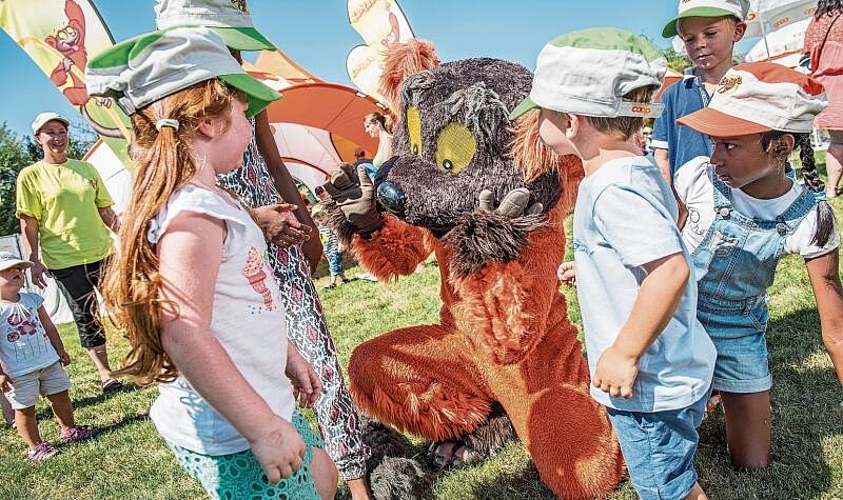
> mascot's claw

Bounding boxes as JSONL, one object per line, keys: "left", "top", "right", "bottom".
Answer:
{"left": 444, "top": 188, "right": 546, "bottom": 278}
{"left": 478, "top": 188, "right": 543, "bottom": 218}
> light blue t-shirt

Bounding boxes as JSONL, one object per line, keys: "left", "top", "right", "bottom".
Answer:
{"left": 572, "top": 156, "right": 715, "bottom": 413}
{"left": 0, "top": 293, "right": 58, "bottom": 378}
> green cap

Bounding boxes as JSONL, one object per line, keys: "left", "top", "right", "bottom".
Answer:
{"left": 154, "top": 0, "right": 276, "bottom": 51}
{"left": 662, "top": 0, "right": 750, "bottom": 38}
{"left": 85, "top": 27, "right": 280, "bottom": 118}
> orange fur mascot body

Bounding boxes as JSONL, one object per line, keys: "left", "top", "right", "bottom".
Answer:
{"left": 325, "top": 42, "right": 624, "bottom": 499}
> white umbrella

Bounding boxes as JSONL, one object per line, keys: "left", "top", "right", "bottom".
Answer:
{"left": 745, "top": 0, "right": 816, "bottom": 38}
{"left": 744, "top": 18, "right": 810, "bottom": 66}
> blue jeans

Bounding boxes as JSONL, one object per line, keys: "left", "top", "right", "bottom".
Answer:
{"left": 607, "top": 393, "right": 709, "bottom": 500}
{"left": 326, "top": 251, "right": 344, "bottom": 276}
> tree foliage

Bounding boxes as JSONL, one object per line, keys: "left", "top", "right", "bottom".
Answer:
{"left": 0, "top": 120, "right": 96, "bottom": 236}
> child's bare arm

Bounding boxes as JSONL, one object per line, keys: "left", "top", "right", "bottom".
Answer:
{"left": 653, "top": 148, "right": 671, "bottom": 185}
{"left": 593, "top": 251, "right": 690, "bottom": 398}
{"left": 37, "top": 305, "right": 69, "bottom": 364}
{"left": 158, "top": 211, "right": 305, "bottom": 482}
{"left": 805, "top": 249, "right": 843, "bottom": 386}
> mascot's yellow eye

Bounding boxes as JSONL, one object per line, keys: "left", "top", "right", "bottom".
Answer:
{"left": 434, "top": 123, "right": 476, "bottom": 174}
{"left": 57, "top": 30, "right": 68, "bottom": 40}
{"left": 406, "top": 106, "right": 422, "bottom": 156}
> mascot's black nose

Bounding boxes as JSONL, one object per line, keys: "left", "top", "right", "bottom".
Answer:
{"left": 377, "top": 181, "right": 406, "bottom": 217}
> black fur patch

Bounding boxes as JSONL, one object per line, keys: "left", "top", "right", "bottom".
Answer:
{"left": 359, "top": 416, "right": 432, "bottom": 500}
{"left": 444, "top": 211, "right": 546, "bottom": 278}
{"left": 461, "top": 402, "right": 516, "bottom": 459}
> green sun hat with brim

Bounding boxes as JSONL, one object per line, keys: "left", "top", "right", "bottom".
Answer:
{"left": 155, "top": 0, "right": 276, "bottom": 51}
{"left": 662, "top": 0, "right": 750, "bottom": 38}
{"left": 85, "top": 26, "right": 280, "bottom": 118}
{"left": 510, "top": 27, "right": 667, "bottom": 121}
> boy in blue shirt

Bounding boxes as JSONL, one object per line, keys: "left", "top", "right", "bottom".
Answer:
{"left": 510, "top": 28, "right": 716, "bottom": 499}
{"left": 652, "top": 0, "right": 749, "bottom": 183}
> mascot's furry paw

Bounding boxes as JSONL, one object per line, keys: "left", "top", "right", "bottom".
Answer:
{"left": 359, "top": 416, "right": 432, "bottom": 500}
{"left": 445, "top": 189, "right": 545, "bottom": 278}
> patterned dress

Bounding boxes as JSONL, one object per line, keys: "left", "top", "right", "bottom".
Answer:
{"left": 218, "top": 119, "right": 370, "bottom": 480}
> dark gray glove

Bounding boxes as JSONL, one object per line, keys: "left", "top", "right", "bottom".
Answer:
{"left": 327, "top": 164, "right": 383, "bottom": 236}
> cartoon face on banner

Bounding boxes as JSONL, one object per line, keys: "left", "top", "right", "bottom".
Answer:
{"left": 0, "top": 0, "right": 132, "bottom": 144}
{"left": 346, "top": 0, "right": 414, "bottom": 105}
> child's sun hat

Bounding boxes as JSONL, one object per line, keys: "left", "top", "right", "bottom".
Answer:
{"left": 85, "top": 26, "right": 280, "bottom": 118}
{"left": 0, "top": 252, "right": 34, "bottom": 272}
{"left": 662, "top": 0, "right": 751, "bottom": 38}
{"left": 510, "top": 27, "right": 667, "bottom": 121}
{"left": 677, "top": 62, "right": 826, "bottom": 136}
{"left": 154, "top": 0, "right": 275, "bottom": 51}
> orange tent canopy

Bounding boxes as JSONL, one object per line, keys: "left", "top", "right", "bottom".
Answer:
{"left": 264, "top": 82, "right": 386, "bottom": 159}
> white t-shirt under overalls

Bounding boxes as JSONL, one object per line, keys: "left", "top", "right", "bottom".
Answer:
{"left": 675, "top": 157, "right": 839, "bottom": 258}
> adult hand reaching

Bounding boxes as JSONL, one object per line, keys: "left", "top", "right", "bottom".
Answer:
{"left": 29, "top": 261, "right": 49, "bottom": 289}
{"left": 252, "top": 204, "right": 312, "bottom": 248}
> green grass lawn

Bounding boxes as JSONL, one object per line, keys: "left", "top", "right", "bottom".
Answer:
{"left": 2, "top": 158, "right": 842, "bottom": 499}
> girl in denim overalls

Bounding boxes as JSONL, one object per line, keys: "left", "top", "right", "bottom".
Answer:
{"left": 675, "top": 62, "right": 843, "bottom": 471}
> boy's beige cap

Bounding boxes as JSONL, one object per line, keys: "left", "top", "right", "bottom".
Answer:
{"left": 510, "top": 28, "right": 666, "bottom": 121}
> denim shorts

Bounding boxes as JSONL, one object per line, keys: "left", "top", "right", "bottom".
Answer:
{"left": 167, "top": 411, "right": 324, "bottom": 500}
{"left": 607, "top": 393, "right": 709, "bottom": 500}
{"left": 698, "top": 303, "right": 773, "bottom": 394}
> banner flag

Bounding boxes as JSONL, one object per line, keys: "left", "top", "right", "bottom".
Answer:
{"left": 346, "top": 0, "right": 414, "bottom": 106}
{"left": 0, "top": 0, "right": 132, "bottom": 165}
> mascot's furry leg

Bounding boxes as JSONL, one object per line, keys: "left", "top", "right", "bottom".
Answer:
{"left": 349, "top": 325, "right": 495, "bottom": 442}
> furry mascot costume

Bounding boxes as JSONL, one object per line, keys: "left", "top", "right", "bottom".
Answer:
{"left": 325, "top": 40, "right": 624, "bottom": 499}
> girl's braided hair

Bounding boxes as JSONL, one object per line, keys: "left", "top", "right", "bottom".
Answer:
{"left": 762, "top": 131, "right": 835, "bottom": 247}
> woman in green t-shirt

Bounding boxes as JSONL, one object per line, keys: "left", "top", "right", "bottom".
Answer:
{"left": 15, "top": 112, "right": 123, "bottom": 394}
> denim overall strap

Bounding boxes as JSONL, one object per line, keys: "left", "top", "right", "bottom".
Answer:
{"left": 775, "top": 183, "right": 817, "bottom": 239}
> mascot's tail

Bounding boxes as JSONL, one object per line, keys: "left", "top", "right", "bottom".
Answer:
{"left": 378, "top": 38, "right": 440, "bottom": 114}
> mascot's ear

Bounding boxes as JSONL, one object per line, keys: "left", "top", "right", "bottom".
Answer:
{"left": 508, "top": 109, "right": 583, "bottom": 214}
{"left": 379, "top": 38, "right": 440, "bottom": 114}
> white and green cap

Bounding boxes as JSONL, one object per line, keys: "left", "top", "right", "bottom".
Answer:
{"left": 85, "top": 27, "right": 280, "bottom": 118}
{"left": 662, "top": 0, "right": 750, "bottom": 38}
{"left": 155, "top": 0, "right": 275, "bottom": 51}
{"left": 510, "top": 28, "right": 667, "bottom": 121}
